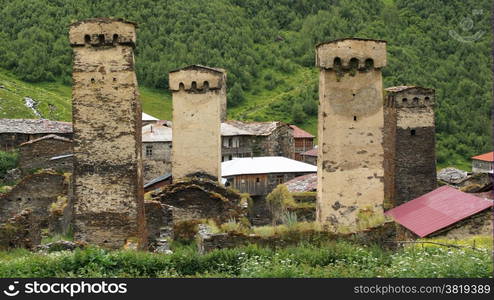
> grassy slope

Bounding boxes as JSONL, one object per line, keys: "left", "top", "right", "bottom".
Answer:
{"left": 0, "top": 68, "right": 172, "bottom": 121}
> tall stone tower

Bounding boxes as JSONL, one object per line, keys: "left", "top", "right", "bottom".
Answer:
{"left": 315, "top": 38, "right": 387, "bottom": 233}
{"left": 383, "top": 86, "right": 436, "bottom": 209}
{"left": 69, "top": 18, "right": 146, "bottom": 249}
{"left": 169, "top": 65, "right": 226, "bottom": 180}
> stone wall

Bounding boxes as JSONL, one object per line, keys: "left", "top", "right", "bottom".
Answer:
{"left": 316, "top": 38, "right": 387, "bottom": 233}
{"left": 142, "top": 141, "right": 172, "bottom": 182}
{"left": 0, "top": 172, "right": 67, "bottom": 226}
{"left": 151, "top": 176, "right": 247, "bottom": 224}
{"left": 19, "top": 136, "right": 72, "bottom": 173}
{"left": 169, "top": 65, "right": 225, "bottom": 180}
{"left": 198, "top": 221, "right": 396, "bottom": 253}
{"left": 70, "top": 18, "right": 146, "bottom": 249}
{"left": 0, "top": 209, "right": 41, "bottom": 250}
{"left": 384, "top": 87, "right": 436, "bottom": 208}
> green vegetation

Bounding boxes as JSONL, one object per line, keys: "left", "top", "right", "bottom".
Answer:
{"left": 0, "top": 150, "right": 18, "bottom": 179}
{"left": 0, "top": 236, "right": 491, "bottom": 277}
{"left": 0, "top": 0, "right": 491, "bottom": 168}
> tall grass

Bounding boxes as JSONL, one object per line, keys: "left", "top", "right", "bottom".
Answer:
{"left": 0, "top": 237, "right": 491, "bottom": 278}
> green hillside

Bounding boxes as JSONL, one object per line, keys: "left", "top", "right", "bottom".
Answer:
{"left": 0, "top": 0, "right": 491, "bottom": 169}
{"left": 0, "top": 69, "right": 172, "bottom": 121}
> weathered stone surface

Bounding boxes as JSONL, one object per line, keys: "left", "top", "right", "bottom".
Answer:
{"left": 19, "top": 135, "right": 73, "bottom": 174}
{"left": 384, "top": 86, "right": 437, "bottom": 209}
{"left": 0, "top": 209, "right": 41, "bottom": 250}
{"left": 144, "top": 200, "right": 172, "bottom": 244}
{"left": 70, "top": 18, "right": 146, "bottom": 249}
{"left": 0, "top": 172, "right": 67, "bottom": 226}
{"left": 437, "top": 168, "right": 468, "bottom": 184}
{"left": 316, "top": 38, "right": 387, "bottom": 232}
{"left": 35, "top": 240, "right": 85, "bottom": 253}
{"left": 151, "top": 176, "right": 246, "bottom": 224}
{"left": 169, "top": 65, "right": 226, "bottom": 180}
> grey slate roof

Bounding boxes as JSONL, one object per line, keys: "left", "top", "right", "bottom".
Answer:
{"left": 0, "top": 119, "right": 72, "bottom": 134}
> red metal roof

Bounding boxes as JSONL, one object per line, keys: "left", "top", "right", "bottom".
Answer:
{"left": 301, "top": 148, "right": 318, "bottom": 157}
{"left": 471, "top": 151, "right": 494, "bottom": 162}
{"left": 385, "top": 186, "right": 493, "bottom": 237}
{"left": 290, "top": 125, "right": 315, "bottom": 139}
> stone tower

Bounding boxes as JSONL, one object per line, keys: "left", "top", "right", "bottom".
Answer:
{"left": 315, "top": 38, "right": 387, "bottom": 233}
{"left": 169, "top": 65, "right": 226, "bottom": 180}
{"left": 69, "top": 18, "right": 146, "bottom": 249}
{"left": 383, "top": 86, "right": 436, "bottom": 209}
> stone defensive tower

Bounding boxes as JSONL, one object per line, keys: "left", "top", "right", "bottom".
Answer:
{"left": 69, "top": 18, "right": 146, "bottom": 249}
{"left": 169, "top": 65, "right": 226, "bottom": 180}
{"left": 383, "top": 86, "right": 436, "bottom": 209}
{"left": 315, "top": 38, "right": 387, "bottom": 233}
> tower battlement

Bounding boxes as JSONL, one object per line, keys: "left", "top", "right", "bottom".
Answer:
{"left": 169, "top": 65, "right": 226, "bottom": 92}
{"left": 316, "top": 38, "right": 387, "bottom": 70}
{"left": 69, "top": 18, "right": 137, "bottom": 47}
{"left": 385, "top": 86, "right": 435, "bottom": 108}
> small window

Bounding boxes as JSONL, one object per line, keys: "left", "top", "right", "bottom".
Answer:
{"left": 229, "top": 155, "right": 233, "bottom": 160}
{"left": 256, "top": 177, "right": 260, "bottom": 183}
{"left": 402, "top": 98, "right": 408, "bottom": 103}
{"left": 145, "top": 145, "right": 153, "bottom": 157}
{"left": 411, "top": 129, "right": 416, "bottom": 136}
{"left": 424, "top": 97, "right": 430, "bottom": 101}
{"left": 413, "top": 97, "right": 419, "bottom": 103}
{"left": 353, "top": 116, "right": 357, "bottom": 121}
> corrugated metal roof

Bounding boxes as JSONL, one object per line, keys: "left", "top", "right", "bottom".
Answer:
{"left": 142, "top": 123, "right": 172, "bottom": 142}
{"left": 290, "top": 125, "right": 314, "bottom": 138}
{"left": 50, "top": 154, "right": 73, "bottom": 161}
{"left": 142, "top": 112, "right": 159, "bottom": 121}
{"left": 301, "top": 147, "right": 318, "bottom": 157}
{"left": 221, "top": 156, "right": 317, "bottom": 177}
{"left": 385, "top": 186, "right": 493, "bottom": 237}
{"left": 0, "top": 119, "right": 72, "bottom": 134}
{"left": 20, "top": 134, "right": 72, "bottom": 146}
{"left": 472, "top": 151, "right": 494, "bottom": 162}
{"left": 144, "top": 173, "right": 172, "bottom": 188}
{"left": 284, "top": 173, "right": 317, "bottom": 192}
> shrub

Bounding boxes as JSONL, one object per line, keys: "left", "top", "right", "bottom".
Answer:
{"left": 266, "top": 184, "right": 293, "bottom": 224}
{"left": 0, "top": 151, "right": 19, "bottom": 179}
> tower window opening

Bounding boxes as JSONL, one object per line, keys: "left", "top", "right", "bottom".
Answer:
{"left": 179, "top": 82, "right": 185, "bottom": 90}
{"left": 98, "top": 34, "right": 105, "bottom": 44}
{"left": 113, "top": 34, "right": 119, "bottom": 43}
{"left": 402, "top": 98, "right": 408, "bottom": 103}
{"left": 411, "top": 129, "right": 416, "bottom": 136}
{"left": 191, "top": 81, "right": 197, "bottom": 90}
{"left": 84, "top": 35, "right": 91, "bottom": 44}
{"left": 425, "top": 96, "right": 430, "bottom": 101}
{"left": 353, "top": 116, "right": 357, "bottom": 121}
{"left": 413, "top": 97, "right": 419, "bottom": 103}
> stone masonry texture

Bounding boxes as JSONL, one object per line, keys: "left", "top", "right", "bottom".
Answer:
{"left": 384, "top": 86, "right": 437, "bottom": 209}
{"left": 69, "top": 18, "right": 146, "bottom": 249}
{"left": 169, "top": 65, "right": 226, "bottom": 181}
{"left": 315, "top": 38, "right": 387, "bottom": 233}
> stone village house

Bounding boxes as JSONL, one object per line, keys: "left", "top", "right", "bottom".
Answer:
{"left": 19, "top": 134, "right": 73, "bottom": 174}
{"left": 142, "top": 120, "right": 295, "bottom": 183}
{"left": 471, "top": 151, "right": 493, "bottom": 174}
{"left": 289, "top": 125, "right": 314, "bottom": 161}
{"left": 0, "top": 119, "right": 72, "bottom": 151}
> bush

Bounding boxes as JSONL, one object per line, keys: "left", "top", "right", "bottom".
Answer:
{"left": 0, "top": 237, "right": 491, "bottom": 278}
{"left": 0, "top": 151, "right": 19, "bottom": 179}
{"left": 266, "top": 184, "right": 293, "bottom": 224}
